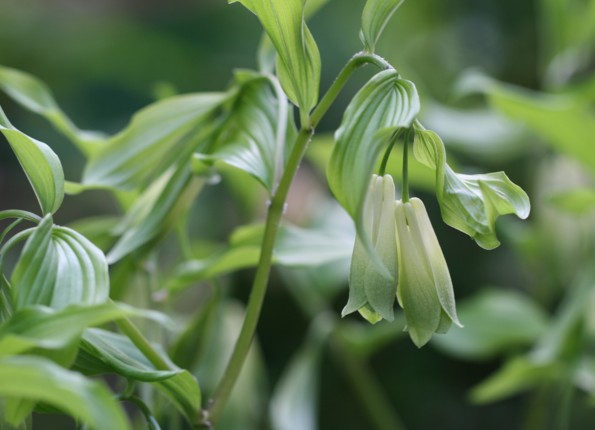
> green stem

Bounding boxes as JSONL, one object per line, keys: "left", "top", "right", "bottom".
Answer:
{"left": 310, "top": 52, "right": 394, "bottom": 127}
{"left": 202, "top": 50, "right": 397, "bottom": 428}
{"left": 401, "top": 129, "right": 411, "bottom": 202}
{"left": 0, "top": 209, "right": 41, "bottom": 223}
{"left": 331, "top": 331, "right": 406, "bottom": 430}
{"left": 205, "top": 127, "right": 314, "bottom": 426}
{"left": 378, "top": 131, "right": 400, "bottom": 176}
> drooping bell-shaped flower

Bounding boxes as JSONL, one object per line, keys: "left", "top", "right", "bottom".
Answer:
{"left": 342, "top": 174, "right": 398, "bottom": 323}
{"left": 394, "top": 197, "right": 462, "bottom": 347}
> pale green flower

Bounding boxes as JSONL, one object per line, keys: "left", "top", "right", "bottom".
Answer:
{"left": 342, "top": 174, "right": 398, "bottom": 323}
{"left": 395, "top": 197, "right": 462, "bottom": 347}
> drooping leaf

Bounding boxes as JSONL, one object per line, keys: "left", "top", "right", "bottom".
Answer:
{"left": 0, "top": 356, "right": 130, "bottom": 430}
{"left": 413, "top": 127, "right": 530, "bottom": 249}
{"left": 77, "top": 329, "right": 201, "bottom": 423}
{"left": 0, "top": 65, "right": 103, "bottom": 152}
{"left": 360, "top": 0, "right": 404, "bottom": 52}
{"left": 0, "top": 107, "right": 64, "bottom": 214}
{"left": 229, "top": 0, "right": 320, "bottom": 112}
{"left": 107, "top": 164, "right": 204, "bottom": 263}
{"left": 328, "top": 70, "right": 419, "bottom": 222}
{"left": 10, "top": 215, "right": 109, "bottom": 309}
{"left": 82, "top": 92, "right": 229, "bottom": 190}
{"left": 432, "top": 289, "right": 548, "bottom": 360}
{"left": 197, "top": 72, "right": 295, "bottom": 193}
{"left": 0, "top": 303, "right": 139, "bottom": 358}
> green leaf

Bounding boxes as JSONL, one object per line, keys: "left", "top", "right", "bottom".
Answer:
{"left": 230, "top": 0, "right": 321, "bottom": 112}
{"left": 198, "top": 72, "right": 295, "bottom": 193}
{"left": 0, "top": 107, "right": 64, "bottom": 214}
{"left": 413, "top": 128, "right": 530, "bottom": 249}
{"left": 548, "top": 188, "right": 595, "bottom": 214}
{"left": 360, "top": 0, "right": 404, "bottom": 52}
{"left": 432, "top": 289, "right": 548, "bottom": 360}
{"left": 328, "top": 70, "right": 419, "bottom": 222}
{"left": 0, "top": 65, "right": 103, "bottom": 152}
{"left": 107, "top": 164, "right": 204, "bottom": 263}
{"left": 167, "top": 222, "right": 353, "bottom": 292}
{"left": 82, "top": 92, "right": 229, "bottom": 190}
{"left": 78, "top": 328, "right": 201, "bottom": 423}
{"left": 0, "top": 356, "right": 129, "bottom": 430}
{"left": 470, "top": 357, "right": 561, "bottom": 404}
{"left": 270, "top": 317, "right": 331, "bottom": 430}
{"left": 458, "top": 71, "right": 595, "bottom": 171}
{"left": 10, "top": 215, "right": 109, "bottom": 309}
{"left": 0, "top": 302, "right": 139, "bottom": 358}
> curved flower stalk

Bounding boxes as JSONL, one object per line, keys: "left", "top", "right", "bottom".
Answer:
{"left": 395, "top": 197, "right": 462, "bottom": 347}
{"left": 343, "top": 174, "right": 398, "bottom": 323}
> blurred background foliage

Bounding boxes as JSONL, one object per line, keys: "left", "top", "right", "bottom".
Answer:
{"left": 2, "top": 0, "right": 595, "bottom": 429}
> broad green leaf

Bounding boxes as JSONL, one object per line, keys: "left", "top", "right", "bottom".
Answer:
{"left": 0, "top": 65, "right": 103, "bottom": 152}
{"left": 548, "top": 188, "right": 595, "bottom": 214}
{"left": 360, "top": 0, "right": 404, "bottom": 52}
{"left": 432, "top": 289, "right": 548, "bottom": 360}
{"left": 0, "top": 303, "right": 139, "bottom": 358}
{"left": 167, "top": 222, "right": 353, "bottom": 292}
{"left": 83, "top": 92, "right": 229, "bottom": 190}
{"left": 413, "top": 128, "right": 530, "bottom": 249}
{"left": 77, "top": 329, "right": 201, "bottom": 423}
{"left": 229, "top": 0, "right": 321, "bottom": 112}
{"left": 0, "top": 107, "right": 64, "bottom": 214}
{"left": 0, "top": 356, "right": 129, "bottom": 430}
{"left": 107, "top": 164, "right": 204, "bottom": 263}
{"left": 10, "top": 215, "right": 109, "bottom": 309}
{"left": 458, "top": 71, "right": 595, "bottom": 171}
{"left": 270, "top": 318, "right": 331, "bottom": 430}
{"left": 328, "top": 70, "right": 419, "bottom": 221}
{"left": 197, "top": 72, "right": 295, "bottom": 193}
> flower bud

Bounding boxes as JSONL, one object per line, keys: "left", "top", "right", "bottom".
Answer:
{"left": 343, "top": 175, "right": 398, "bottom": 323}
{"left": 394, "top": 197, "right": 462, "bottom": 347}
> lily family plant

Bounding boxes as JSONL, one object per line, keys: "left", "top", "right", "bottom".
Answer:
{"left": 0, "top": 0, "right": 530, "bottom": 429}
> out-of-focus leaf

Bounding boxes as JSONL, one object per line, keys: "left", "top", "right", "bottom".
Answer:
{"left": 470, "top": 357, "right": 561, "bottom": 403}
{"left": 107, "top": 164, "right": 204, "bottom": 263}
{"left": 82, "top": 92, "right": 229, "bottom": 190}
{"left": 0, "top": 303, "right": 139, "bottom": 358}
{"left": 422, "top": 103, "right": 525, "bottom": 161}
{"left": 0, "top": 356, "right": 129, "bottom": 429}
{"left": 548, "top": 188, "right": 595, "bottom": 214}
{"left": 197, "top": 72, "right": 295, "bottom": 193}
{"left": 10, "top": 215, "right": 109, "bottom": 309}
{"left": 0, "top": 65, "right": 103, "bottom": 152}
{"left": 458, "top": 71, "right": 595, "bottom": 171}
{"left": 0, "top": 107, "right": 64, "bottom": 214}
{"left": 229, "top": 0, "right": 320, "bottom": 112}
{"left": 413, "top": 128, "right": 530, "bottom": 249}
{"left": 77, "top": 329, "right": 201, "bottom": 423}
{"left": 167, "top": 222, "right": 352, "bottom": 292}
{"left": 270, "top": 316, "right": 332, "bottom": 430}
{"left": 433, "top": 289, "right": 548, "bottom": 360}
{"left": 360, "top": 0, "right": 404, "bottom": 52}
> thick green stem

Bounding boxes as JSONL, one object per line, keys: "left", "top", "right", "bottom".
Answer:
{"left": 331, "top": 332, "right": 406, "bottom": 430}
